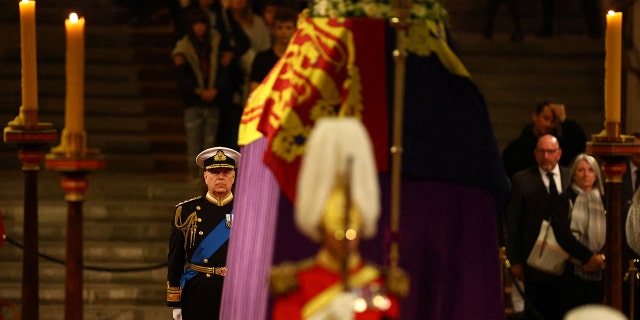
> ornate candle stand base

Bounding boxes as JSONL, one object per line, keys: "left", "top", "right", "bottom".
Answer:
{"left": 3, "top": 123, "right": 57, "bottom": 320}
{"left": 45, "top": 150, "right": 105, "bottom": 320}
{"left": 587, "top": 134, "right": 640, "bottom": 311}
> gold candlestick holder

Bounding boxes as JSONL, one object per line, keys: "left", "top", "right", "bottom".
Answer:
{"left": 45, "top": 130, "right": 105, "bottom": 320}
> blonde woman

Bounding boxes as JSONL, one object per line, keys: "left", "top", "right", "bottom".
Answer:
{"left": 551, "top": 153, "right": 606, "bottom": 316}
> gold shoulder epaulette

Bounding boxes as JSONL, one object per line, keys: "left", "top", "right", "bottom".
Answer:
{"left": 175, "top": 195, "right": 202, "bottom": 207}
{"left": 269, "top": 258, "right": 314, "bottom": 295}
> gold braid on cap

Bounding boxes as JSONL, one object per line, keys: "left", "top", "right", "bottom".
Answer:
{"left": 174, "top": 206, "right": 199, "bottom": 250}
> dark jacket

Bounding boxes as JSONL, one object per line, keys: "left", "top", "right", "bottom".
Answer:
{"left": 505, "top": 165, "right": 570, "bottom": 282}
{"left": 550, "top": 187, "right": 601, "bottom": 265}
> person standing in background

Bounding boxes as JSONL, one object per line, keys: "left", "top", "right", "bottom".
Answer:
{"left": 551, "top": 154, "right": 606, "bottom": 315}
{"left": 483, "top": 0, "right": 524, "bottom": 42}
{"left": 503, "top": 101, "right": 587, "bottom": 178}
{"left": 215, "top": 0, "right": 272, "bottom": 150}
{"left": 172, "top": 9, "right": 240, "bottom": 180}
{"left": 505, "top": 134, "right": 570, "bottom": 320}
{"left": 249, "top": 7, "right": 298, "bottom": 93}
{"left": 537, "top": 0, "right": 601, "bottom": 38}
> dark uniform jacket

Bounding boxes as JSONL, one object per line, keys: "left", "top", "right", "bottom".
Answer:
{"left": 167, "top": 193, "right": 234, "bottom": 319}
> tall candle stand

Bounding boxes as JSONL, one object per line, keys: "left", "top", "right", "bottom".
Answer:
{"left": 3, "top": 115, "right": 57, "bottom": 320}
{"left": 387, "top": 0, "right": 411, "bottom": 298}
{"left": 45, "top": 135, "right": 105, "bottom": 320}
{"left": 586, "top": 124, "right": 640, "bottom": 310}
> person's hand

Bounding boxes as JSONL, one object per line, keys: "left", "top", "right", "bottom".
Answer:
{"left": 220, "top": 51, "right": 234, "bottom": 66}
{"left": 511, "top": 263, "right": 525, "bottom": 281}
{"left": 172, "top": 308, "right": 182, "bottom": 320}
{"left": 201, "top": 88, "right": 218, "bottom": 102}
{"left": 549, "top": 103, "right": 567, "bottom": 123}
{"left": 583, "top": 253, "right": 605, "bottom": 272}
{"left": 173, "top": 54, "right": 186, "bottom": 66}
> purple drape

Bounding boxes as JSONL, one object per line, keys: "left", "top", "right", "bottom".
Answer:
{"left": 220, "top": 137, "right": 281, "bottom": 319}
{"left": 397, "top": 180, "right": 505, "bottom": 320}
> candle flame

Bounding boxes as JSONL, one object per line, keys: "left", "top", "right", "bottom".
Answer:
{"left": 21, "top": 0, "right": 28, "bottom": 3}
{"left": 69, "top": 12, "right": 78, "bottom": 23}
{"left": 608, "top": 10, "right": 616, "bottom": 16}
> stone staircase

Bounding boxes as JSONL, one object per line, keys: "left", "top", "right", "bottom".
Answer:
{"left": 455, "top": 33, "right": 605, "bottom": 150}
{"left": 446, "top": 0, "right": 606, "bottom": 150}
{"left": 0, "top": 170, "right": 202, "bottom": 320}
{"left": 0, "top": 0, "right": 609, "bottom": 319}
{"left": 0, "top": 1, "right": 194, "bottom": 319}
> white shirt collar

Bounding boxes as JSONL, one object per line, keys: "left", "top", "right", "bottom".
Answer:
{"left": 538, "top": 164, "right": 560, "bottom": 177}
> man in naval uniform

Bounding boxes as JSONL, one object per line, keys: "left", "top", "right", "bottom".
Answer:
{"left": 166, "top": 146, "right": 240, "bottom": 320}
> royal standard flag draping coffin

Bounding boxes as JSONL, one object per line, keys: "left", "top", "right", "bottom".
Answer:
{"left": 238, "top": 16, "right": 389, "bottom": 202}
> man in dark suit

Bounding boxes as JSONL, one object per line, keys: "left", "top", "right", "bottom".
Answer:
{"left": 506, "top": 134, "right": 570, "bottom": 320}
{"left": 621, "top": 134, "right": 640, "bottom": 320}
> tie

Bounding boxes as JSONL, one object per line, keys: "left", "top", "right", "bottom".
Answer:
{"left": 547, "top": 172, "right": 558, "bottom": 196}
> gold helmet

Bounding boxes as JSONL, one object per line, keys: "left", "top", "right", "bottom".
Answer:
{"left": 295, "top": 118, "right": 380, "bottom": 242}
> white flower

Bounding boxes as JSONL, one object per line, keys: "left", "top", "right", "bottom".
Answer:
{"left": 308, "top": 0, "right": 448, "bottom": 22}
{"left": 411, "top": 3, "right": 427, "bottom": 18}
{"left": 363, "top": 2, "right": 379, "bottom": 17}
{"left": 313, "top": 0, "right": 329, "bottom": 16}
{"left": 328, "top": 8, "right": 340, "bottom": 18}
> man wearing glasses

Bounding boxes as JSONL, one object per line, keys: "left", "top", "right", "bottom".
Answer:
{"left": 505, "top": 134, "right": 570, "bottom": 320}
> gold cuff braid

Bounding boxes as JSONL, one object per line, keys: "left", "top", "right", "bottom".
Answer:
{"left": 167, "top": 283, "right": 181, "bottom": 303}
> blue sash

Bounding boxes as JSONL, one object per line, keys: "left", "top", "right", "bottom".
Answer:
{"left": 180, "top": 215, "right": 230, "bottom": 288}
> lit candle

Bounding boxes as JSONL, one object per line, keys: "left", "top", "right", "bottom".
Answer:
{"left": 64, "top": 12, "right": 85, "bottom": 135}
{"left": 19, "top": 0, "right": 38, "bottom": 113}
{"left": 604, "top": 10, "right": 622, "bottom": 125}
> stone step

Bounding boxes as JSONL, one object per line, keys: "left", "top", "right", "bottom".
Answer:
{"left": 454, "top": 32, "right": 606, "bottom": 150}
{"left": 2, "top": 218, "right": 170, "bottom": 242}
{"left": 0, "top": 240, "right": 167, "bottom": 263}
{"left": 0, "top": 282, "right": 163, "bottom": 305}
{"left": 0, "top": 77, "right": 140, "bottom": 98}
{"left": 0, "top": 170, "right": 200, "bottom": 201}
{"left": 44, "top": 304, "right": 169, "bottom": 320}
{"left": 446, "top": 0, "right": 606, "bottom": 35}
{"left": 0, "top": 303, "right": 169, "bottom": 320}
{"left": 0, "top": 61, "right": 137, "bottom": 81}
{"left": 0, "top": 261, "right": 166, "bottom": 284}
{"left": 0, "top": 133, "right": 151, "bottom": 156}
